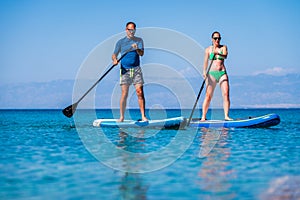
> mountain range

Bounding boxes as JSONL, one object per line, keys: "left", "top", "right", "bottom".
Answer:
{"left": 0, "top": 74, "right": 299, "bottom": 109}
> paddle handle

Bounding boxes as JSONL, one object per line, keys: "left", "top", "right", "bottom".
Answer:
{"left": 62, "top": 49, "right": 133, "bottom": 118}
{"left": 187, "top": 55, "right": 215, "bottom": 125}
{"left": 75, "top": 50, "right": 131, "bottom": 104}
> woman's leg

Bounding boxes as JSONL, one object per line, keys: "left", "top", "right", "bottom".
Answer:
{"left": 201, "top": 76, "right": 216, "bottom": 121}
{"left": 219, "top": 74, "right": 232, "bottom": 120}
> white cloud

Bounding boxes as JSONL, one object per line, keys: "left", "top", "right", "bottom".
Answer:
{"left": 240, "top": 104, "right": 300, "bottom": 108}
{"left": 253, "top": 67, "right": 296, "bottom": 76}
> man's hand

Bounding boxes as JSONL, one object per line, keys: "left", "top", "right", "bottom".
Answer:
{"left": 131, "top": 43, "right": 138, "bottom": 49}
{"left": 112, "top": 54, "right": 118, "bottom": 65}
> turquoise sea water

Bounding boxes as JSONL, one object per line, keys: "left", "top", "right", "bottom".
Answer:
{"left": 0, "top": 109, "right": 299, "bottom": 199}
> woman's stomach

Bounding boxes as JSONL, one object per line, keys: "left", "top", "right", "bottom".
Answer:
{"left": 210, "top": 61, "right": 225, "bottom": 71}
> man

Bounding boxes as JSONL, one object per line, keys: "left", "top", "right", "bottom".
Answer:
{"left": 112, "top": 22, "right": 147, "bottom": 122}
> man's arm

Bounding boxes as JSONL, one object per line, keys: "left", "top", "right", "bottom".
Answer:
{"left": 132, "top": 43, "right": 144, "bottom": 56}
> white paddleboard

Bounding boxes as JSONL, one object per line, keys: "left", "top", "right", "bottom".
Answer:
{"left": 93, "top": 116, "right": 186, "bottom": 129}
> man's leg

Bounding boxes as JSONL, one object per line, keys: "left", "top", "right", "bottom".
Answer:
{"left": 119, "top": 84, "right": 129, "bottom": 122}
{"left": 135, "top": 84, "right": 147, "bottom": 121}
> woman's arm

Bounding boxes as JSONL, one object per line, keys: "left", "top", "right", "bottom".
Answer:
{"left": 202, "top": 48, "right": 210, "bottom": 78}
{"left": 214, "top": 45, "right": 228, "bottom": 59}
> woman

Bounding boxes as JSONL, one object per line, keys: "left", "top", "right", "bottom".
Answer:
{"left": 201, "top": 31, "right": 232, "bottom": 121}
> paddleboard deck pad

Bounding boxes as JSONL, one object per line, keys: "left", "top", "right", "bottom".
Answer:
{"left": 189, "top": 113, "right": 280, "bottom": 128}
{"left": 93, "top": 116, "right": 187, "bottom": 129}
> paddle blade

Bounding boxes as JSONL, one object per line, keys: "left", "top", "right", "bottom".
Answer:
{"left": 62, "top": 103, "right": 78, "bottom": 118}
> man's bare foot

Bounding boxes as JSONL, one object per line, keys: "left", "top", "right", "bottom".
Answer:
{"left": 225, "top": 117, "right": 233, "bottom": 121}
{"left": 200, "top": 118, "right": 206, "bottom": 121}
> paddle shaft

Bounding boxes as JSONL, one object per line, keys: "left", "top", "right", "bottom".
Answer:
{"left": 187, "top": 55, "right": 215, "bottom": 125}
{"left": 62, "top": 49, "right": 132, "bottom": 118}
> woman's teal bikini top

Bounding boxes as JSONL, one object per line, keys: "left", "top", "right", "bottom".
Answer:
{"left": 209, "top": 46, "right": 225, "bottom": 60}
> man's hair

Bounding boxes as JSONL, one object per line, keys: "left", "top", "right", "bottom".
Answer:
{"left": 126, "top": 22, "right": 136, "bottom": 29}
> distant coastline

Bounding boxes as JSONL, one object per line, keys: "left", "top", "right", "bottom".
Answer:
{"left": 0, "top": 74, "right": 299, "bottom": 109}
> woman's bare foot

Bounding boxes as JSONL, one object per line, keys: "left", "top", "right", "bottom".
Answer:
{"left": 117, "top": 117, "right": 124, "bottom": 122}
{"left": 141, "top": 116, "right": 148, "bottom": 121}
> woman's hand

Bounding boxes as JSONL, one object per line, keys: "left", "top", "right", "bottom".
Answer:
{"left": 203, "top": 71, "right": 207, "bottom": 79}
{"left": 214, "top": 48, "right": 221, "bottom": 55}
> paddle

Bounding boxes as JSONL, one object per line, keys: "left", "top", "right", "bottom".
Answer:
{"left": 62, "top": 49, "right": 132, "bottom": 118}
{"left": 187, "top": 54, "right": 215, "bottom": 125}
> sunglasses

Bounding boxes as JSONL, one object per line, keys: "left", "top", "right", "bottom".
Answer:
{"left": 127, "top": 29, "right": 136, "bottom": 33}
{"left": 213, "top": 37, "right": 221, "bottom": 40}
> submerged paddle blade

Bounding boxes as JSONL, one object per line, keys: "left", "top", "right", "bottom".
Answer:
{"left": 62, "top": 102, "right": 78, "bottom": 118}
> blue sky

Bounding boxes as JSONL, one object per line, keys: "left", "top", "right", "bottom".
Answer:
{"left": 1, "top": 0, "right": 300, "bottom": 84}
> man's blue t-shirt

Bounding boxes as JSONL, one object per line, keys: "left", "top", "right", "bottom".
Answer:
{"left": 113, "top": 36, "right": 144, "bottom": 69}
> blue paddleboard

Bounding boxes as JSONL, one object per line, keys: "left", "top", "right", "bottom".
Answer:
{"left": 189, "top": 113, "right": 280, "bottom": 128}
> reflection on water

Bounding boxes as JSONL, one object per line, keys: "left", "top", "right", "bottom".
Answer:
{"left": 198, "top": 128, "right": 236, "bottom": 199}
{"left": 260, "top": 176, "right": 300, "bottom": 200}
{"left": 80, "top": 122, "right": 195, "bottom": 173}
{"left": 118, "top": 130, "right": 149, "bottom": 200}
{"left": 198, "top": 128, "right": 222, "bottom": 158}
{"left": 119, "top": 172, "right": 148, "bottom": 200}
{"left": 117, "top": 130, "right": 146, "bottom": 150}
